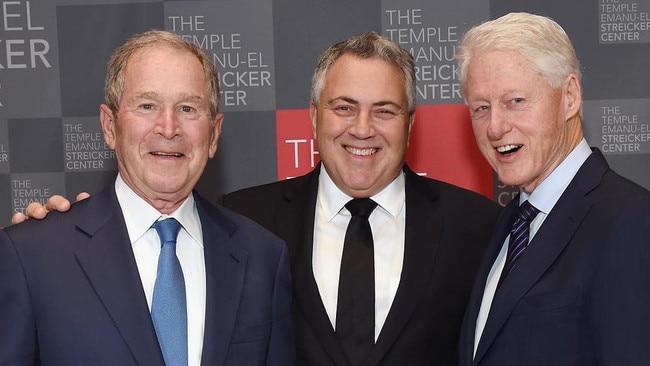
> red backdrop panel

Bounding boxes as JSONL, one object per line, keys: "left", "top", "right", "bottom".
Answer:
{"left": 276, "top": 106, "right": 493, "bottom": 199}
{"left": 406, "top": 104, "right": 493, "bottom": 199}
{"left": 276, "top": 109, "right": 318, "bottom": 179}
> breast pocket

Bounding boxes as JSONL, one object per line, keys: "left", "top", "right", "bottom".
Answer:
{"left": 513, "top": 286, "right": 581, "bottom": 314}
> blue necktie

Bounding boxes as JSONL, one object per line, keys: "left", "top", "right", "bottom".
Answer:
{"left": 498, "top": 200, "right": 540, "bottom": 287}
{"left": 152, "top": 218, "right": 188, "bottom": 366}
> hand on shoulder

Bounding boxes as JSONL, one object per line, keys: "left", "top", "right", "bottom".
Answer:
{"left": 10, "top": 192, "right": 90, "bottom": 224}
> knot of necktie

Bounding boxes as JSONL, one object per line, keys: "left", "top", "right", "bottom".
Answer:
{"left": 514, "top": 200, "right": 540, "bottom": 224}
{"left": 345, "top": 198, "right": 378, "bottom": 219}
{"left": 154, "top": 218, "right": 182, "bottom": 248}
{"left": 498, "top": 200, "right": 540, "bottom": 287}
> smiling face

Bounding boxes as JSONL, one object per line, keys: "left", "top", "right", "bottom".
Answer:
{"left": 465, "top": 49, "right": 583, "bottom": 194}
{"left": 310, "top": 54, "right": 414, "bottom": 198}
{"left": 100, "top": 46, "right": 223, "bottom": 213}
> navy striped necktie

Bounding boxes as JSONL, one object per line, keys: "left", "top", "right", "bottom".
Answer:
{"left": 498, "top": 200, "right": 540, "bottom": 287}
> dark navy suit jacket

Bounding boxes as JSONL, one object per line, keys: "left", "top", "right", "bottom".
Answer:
{"left": 0, "top": 184, "right": 294, "bottom": 365}
{"left": 221, "top": 165, "right": 500, "bottom": 365}
{"left": 459, "top": 149, "right": 650, "bottom": 366}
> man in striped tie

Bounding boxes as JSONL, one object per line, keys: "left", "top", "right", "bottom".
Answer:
{"left": 456, "top": 12, "right": 650, "bottom": 366}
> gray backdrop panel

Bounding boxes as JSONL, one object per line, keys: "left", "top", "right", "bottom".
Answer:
{"left": 1, "top": 0, "right": 648, "bottom": 226}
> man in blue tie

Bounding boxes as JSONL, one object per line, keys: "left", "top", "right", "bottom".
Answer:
{"left": 0, "top": 30, "right": 294, "bottom": 365}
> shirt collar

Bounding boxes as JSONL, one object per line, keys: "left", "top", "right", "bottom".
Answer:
{"left": 114, "top": 174, "right": 203, "bottom": 246}
{"left": 522, "top": 138, "right": 592, "bottom": 214}
{"left": 317, "top": 164, "right": 406, "bottom": 221}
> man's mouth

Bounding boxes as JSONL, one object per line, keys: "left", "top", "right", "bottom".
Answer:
{"left": 496, "top": 144, "right": 522, "bottom": 155}
{"left": 345, "top": 146, "right": 378, "bottom": 156}
{"left": 151, "top": 151, "right": 184, "bottom": 157}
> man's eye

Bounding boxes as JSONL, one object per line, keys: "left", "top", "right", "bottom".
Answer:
{"left": 332, "top": 105, "right": 355, "bottom": 116}
{"left": 508, "top": 98, "right": 525, "bottom": 106}
{"left": 374, "top": 109, "right": 398, "bottom": 120}
{"left": 469, "top": 105, "right": 489, "bottom": 120}
{"left": 473, "top": 105, "right": 489, "bottom": 113}
{"left": 181, "top": 105, "right": 195, "bottom": 113}
{"left": 140, "top": 104, "right": 154, "bottom": 110}
{"left": 377, "top": 109, "right": 396, "bottom": 115}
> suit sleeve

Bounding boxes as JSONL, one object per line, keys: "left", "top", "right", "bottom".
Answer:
{"left": 265, "top": 243, "right": 295, "bottom": 366}
{"left": 591, "top": 196, "right": 650, "bottom": 365}
{"left": 0, "top": 230, "right": 38, "bottom": 365}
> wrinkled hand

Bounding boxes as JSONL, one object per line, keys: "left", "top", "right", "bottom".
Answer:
{"left": 11, "top": 192, "right": 90, "bottom": 224}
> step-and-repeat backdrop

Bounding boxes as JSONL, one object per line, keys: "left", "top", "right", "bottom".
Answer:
{"left": 1, "top": 0, "right": 648, "bottom": 226}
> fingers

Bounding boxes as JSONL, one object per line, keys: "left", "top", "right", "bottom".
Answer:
{"left": 11, "top": 212, "right": 29, "bottom": 225}
{"left": 13, "top": 201, "right": 50, "bottom": 223}
{"left": 11, "top": 200, "right": 51, "bottom": 224}
{"left": 44, "top": 195, "right": 72, "bottom": 213}
{"left": 30, "top": 205, "right": 50, "bottom": 219}
{"left": 9, "top": 192, "right": 88, "bottom": 225}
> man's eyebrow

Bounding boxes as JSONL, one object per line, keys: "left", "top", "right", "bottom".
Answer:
{"left": 326, "top": 97, "right": 402, "bottom": 109}
{"left": 326, "top": 96, "right": 359, "bottom": 105}
{"left": 373, "top": 100, "right": 402, "bottom": 109}
{"left": 177, "top": 93, "right": 205, "bottom": 103}
{"left": 131, "top": 92, "right": 205, "bottom": 103}
{"left": 133, "top": 91, "right": 161, "bottom": 100}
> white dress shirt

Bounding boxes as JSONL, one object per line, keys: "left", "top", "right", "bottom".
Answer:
{"left": 312, "top": 166, "right": 406, "bottom": 341}
{"left": 473, "top": 139, "right": 592, "bottom": 357}
{"left": 115, "top": 175, "right": 206, "bottom": 366}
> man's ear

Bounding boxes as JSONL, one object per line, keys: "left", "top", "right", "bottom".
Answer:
{"left": 564, "top": 74, "right": 582, "bottom": 121}
{"left": 208, "top": 113, "right": 224, "bottom": 158}
{"left": 406, "top": 111, "right": 416, "bottom": 147}
{"left": 99, "top": 104, "right": 117, "bottom": 150}
{"left": 309, "top": 101, "right": 319, "bottom": 139}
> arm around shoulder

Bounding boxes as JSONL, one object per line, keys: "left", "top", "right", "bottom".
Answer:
{"left": 0, "top": 230, "right": 38, "bottom": 364}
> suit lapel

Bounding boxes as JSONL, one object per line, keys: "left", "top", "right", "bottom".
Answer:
{"left": 196, "top": 194, "right": 248, "bottom": 366}
{"left": 74, "top": 187, "right": 164, "bottom": 366}
{"left": 369, "top": 167, "right": 443, "bottom": 365}
{"left": 473, "top": 151, "right": 606, "bottom": 364}
{"left": 282, "top": 168, "right": 350, "bottom": 365}
{"left": 459, "top": 203, "right": 516, "bottom": 365}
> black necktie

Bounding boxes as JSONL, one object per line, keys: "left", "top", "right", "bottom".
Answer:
{"left": 336, "top": 198, "right": 378, "bottom": 366}
{"left": 498, "top": 200, "right": 540, "bottom": 287}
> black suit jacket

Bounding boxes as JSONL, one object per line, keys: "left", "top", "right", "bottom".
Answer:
{"left": 0, "top": 185, "right": 294, "bottom": 366}
{"left": 221, "top": 164, "right": 500, "bottom": 365}
{"left": 459, "top": 150, "right": 650, "bottom": 365}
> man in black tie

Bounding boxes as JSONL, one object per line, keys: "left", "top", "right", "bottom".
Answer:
{"left": 14, "top": 32, "right": 500, "bottom": 365}
{"left": 456, "top": 12, "right": 650, "bottom": 365}
{"left": 0, "top": 30, "right": 294, "bottom": 365}
{"left": 220, "top": 32, "right": 500, "bottom": 365}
